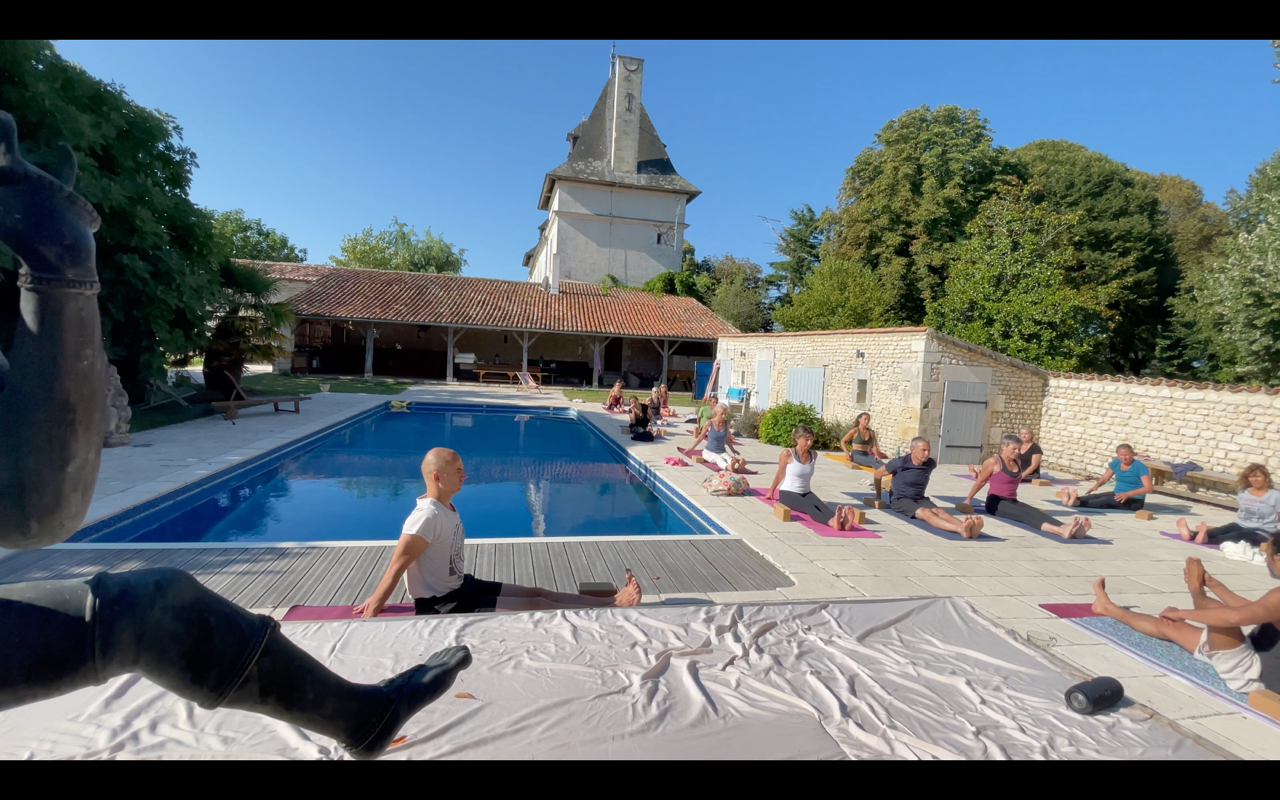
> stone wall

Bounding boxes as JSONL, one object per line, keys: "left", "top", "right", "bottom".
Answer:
{"left": 1038, "top": 376, "right": 1280, "bottom": 485}
{"left": 716, "top": 329, "right": 929, "bottom": 455}
{"left": 927, "top": 332, "right": 1048, "bottom": 462}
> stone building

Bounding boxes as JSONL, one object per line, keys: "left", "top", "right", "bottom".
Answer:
{"left": 523, "top": 54, "right": 700, "bottom": 290}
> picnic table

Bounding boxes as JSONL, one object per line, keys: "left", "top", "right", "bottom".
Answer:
{"left": 475, "top": 365, "right": 543, "bottom": 385}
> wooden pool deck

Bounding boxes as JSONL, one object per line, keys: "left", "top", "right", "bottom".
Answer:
{"left": 0, "top": 538, "right": 792, "bottom": 611}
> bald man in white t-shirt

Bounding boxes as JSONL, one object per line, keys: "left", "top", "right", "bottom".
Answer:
{"left": 355, "top": 448, "right": 643, "bottom": 617}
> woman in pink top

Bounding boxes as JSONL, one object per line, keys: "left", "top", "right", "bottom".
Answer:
{"left": 965, "top": 434, "right": 1091, "bottom": 539}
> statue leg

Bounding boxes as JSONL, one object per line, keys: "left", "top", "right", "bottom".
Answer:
{"left": 0, "top": 567, "right": 472, "bottom": 759}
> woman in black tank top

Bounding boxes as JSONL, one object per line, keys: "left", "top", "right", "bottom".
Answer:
{"left": 841, "top": 413, "right": 885, "bottom": 469}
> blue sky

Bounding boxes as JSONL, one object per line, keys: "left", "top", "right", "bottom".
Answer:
{"left": 55, "top": 40, "right": 1280, "bottom": 281}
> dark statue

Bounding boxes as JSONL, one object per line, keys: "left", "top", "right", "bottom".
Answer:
{"left": 0, "top": 111, "right": 470, "bottom": 758}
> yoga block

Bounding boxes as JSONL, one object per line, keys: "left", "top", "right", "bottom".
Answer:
{"left": 1249, "top": 689, "right": 1280, "bottom": 722}
{"left": 955, "top": 502, "right": 974, "bottom": 514}
{"left": 862, "top": 497, "right": 888, "bottom": 509}
{"left": 849, "top": 508, "right": 867, "bottom": 525}
{"left": 1031, "top": 479, "right": 1051, "bottom": 487}
{"left": 691, "top": 455, "right": 705, "bottom": 463}
{"left": 578, "top": 581, "right": 617, "bottom": 598}
{"left": 620, "top": 426, "right": 630, "bottom": 434}
{"left": 1134, "top": 509, "right": 1155, "bottom": 521}
{"left": 773, "top": 504, "right": 792, "bottom": 522}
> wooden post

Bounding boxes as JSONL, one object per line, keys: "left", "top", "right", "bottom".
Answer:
{"left": 589, "top": 336, "right": 613, "bottom": 388}
{"left": 651, "top": 339, "right": 681, "bottom": 389}
{"left": 440, "top": 325, "right": 463, "bottom": 383}
{"left": 363, "top": 322, "right": 377, "bottom": 378}
{"left": 513, "top": 331, "right": 540, "bottom": 373}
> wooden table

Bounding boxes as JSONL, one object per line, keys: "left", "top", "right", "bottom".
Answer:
{"left": 474, "top": 366, "right": 543, "bottom": 385}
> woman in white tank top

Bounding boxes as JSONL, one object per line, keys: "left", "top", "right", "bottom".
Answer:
{"left": 765, "top": 424, "right": 858, "bottom": 530}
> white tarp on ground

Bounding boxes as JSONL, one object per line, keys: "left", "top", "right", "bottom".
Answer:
{"left": 0, "top": 598, "right": 1218, "bottom": 760}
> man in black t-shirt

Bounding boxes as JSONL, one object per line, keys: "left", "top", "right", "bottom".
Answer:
{"left": 873, "top": 438, "right": 984, "bottom": 539}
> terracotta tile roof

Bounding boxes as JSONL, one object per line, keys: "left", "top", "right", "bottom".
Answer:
{"left": 237, "top": 260, "right": 334, "bottom": 283}
{"left": 251, "top": 262, "right": 738, "bottom": 340}
{"left": 1047, "top": 372, "right": 1280, "bottom": 396}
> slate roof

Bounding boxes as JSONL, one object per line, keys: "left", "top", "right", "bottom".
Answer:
{"left": 253, "top": 262, "right": 737, "bottom": 340}
{"left": 538, "top": 67, "right": 700, "bottom": 209}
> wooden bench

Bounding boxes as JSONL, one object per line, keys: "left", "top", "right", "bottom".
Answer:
{"left": 1142, "top": 460, "right": 1240, "bottom": 510}
{"left": 210, "top": 371, "right": 310, "bottom": 424}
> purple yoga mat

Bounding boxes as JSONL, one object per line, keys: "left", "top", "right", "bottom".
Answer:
{"left": 282, "top": 603, "right": 415, "bottom": 622}
{"left": 1040, "top": 603, "right": 1099, "bottom": 619}
{"left": 678, "top": 447, "right": 759, "bottom": 475}
{"left": 747, "top": 488, "right": 880, "bottom": 539}
{"left": 1159, "top": 530, "right": 1221, "bottom": 550}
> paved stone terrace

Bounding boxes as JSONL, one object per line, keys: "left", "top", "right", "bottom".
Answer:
{"left": 2, "top": 381, "right": 1277, "bottom": 759}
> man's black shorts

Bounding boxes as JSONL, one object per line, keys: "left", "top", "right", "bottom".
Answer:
{"left": 414, "top": 574, "right": 504, "bottom": 615}
{"left": 889, "top": 495, "right": 938, "bottom": 519}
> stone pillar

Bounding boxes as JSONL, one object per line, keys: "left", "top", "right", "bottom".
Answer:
{"left": 363, "top": 322, "right": 377, "bottom": 378}
{"left": 103, "top": 363, "right": 131, "bottom": 448}
{"left": 589, "top": 336, "right": 613, "bottom": 389}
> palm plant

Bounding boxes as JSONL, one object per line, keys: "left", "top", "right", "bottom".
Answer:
{"left": 172, "top": 261, "right": 294, "bottom": 400}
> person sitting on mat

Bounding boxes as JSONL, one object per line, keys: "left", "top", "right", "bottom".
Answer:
{"left": 656, "top": 384, "right": 674, "bottom": 417}
{"left": 697, "top": 394, "right": 718, "bottom": 430}
{"left": 765, "top": 424, "right": 859, "bottom": 530}
{"left": 628, "top": 395, "right": 656, "bottom": 442}
{"left": 356, "top": 448, "right": 643, "bottom": 618}
{"left": 964, "top": 434, "right": 1090, "bottom": 539}
{"left": 873, "top": 437, "right": 984, "bottom": 539}
{"left": 605, "top": 380, "right": 625, "bottom": 411}
{"left": 647, "top": 388, "right": 665, "bottom": 427}
{"left": 688, "top": 404, "right": 748, "bottom": 473}
{"left": 840, "top": 413, "right": 887, "bottom": 470}
{"left": 968, "top": 426, "right": 1044, "bottom": 482}
{"left": 1091, "top": 550, "right": 1280, "bottom": 695}
{"left": 1177, "top": 463, "right": 1280, "bottom": 546}
{"left": 1061, "top": 443, "right": 1151, "bottom": 511}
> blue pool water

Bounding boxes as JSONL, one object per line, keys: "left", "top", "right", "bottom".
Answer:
{"left": 80, "top": 406, "right": 713, "bottom": 543}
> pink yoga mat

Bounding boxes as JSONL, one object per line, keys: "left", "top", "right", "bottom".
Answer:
{"left": 746, "top": 488, "right": 880, "bottom": 539}
{"left": 1040, "top": 603, "right": 1099, "bottom": 619}
{"left": 282, "top": 603, "right": 415, "bottom": 622}
{"left": 1159, "top": 531, "right": 1221, "bottom": 550}
{"left": 678, "top": 447, "right": 759, "bottom": 474}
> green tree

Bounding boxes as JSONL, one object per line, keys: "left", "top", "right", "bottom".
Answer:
{"left": 171, "top": 261, "right": 295, "bottom": 400}
{"left": 825, "top": 105, "right": 1013, "bottom": 322}
{"left": 1011, "top": 140, "right": 1177, "bottom": 374}
{"left": 764, "top": 204, "right": 827, "bottom": 307}
{"left": 925, "top": 182, "right": 1111, "bottom": 371}
{"left": 1272, "top": 40, "right": 1280, "bottom": 83}
{"left": 1149, "top": 174, "right": 1233, "bottom": 376}
{"left": 771, "top": 256, "right": 899, "bottom": 331}
{"left": 331, "top": 217, "right": 466, "bottom": 274}
{"left": 703, "top": 255, "right": 768, "bottom": 332}
{"left": 212, "top": 209, "right": 307, "bottom": 262}
{"left": 0, "top": 40, "right": 229, "bottom": 399}
{"left": 1175, "top": 150, "right": 1280, "bottom": 384}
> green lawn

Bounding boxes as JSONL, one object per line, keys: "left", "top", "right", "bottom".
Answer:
{"left": 130, "top": 402, "right": 218, "bottom": 433}
{"left": 561, "top": 388, "right": 703, "bottom": 407}
{"left": 240, "top": 374, "right": 413, "bottom": 396}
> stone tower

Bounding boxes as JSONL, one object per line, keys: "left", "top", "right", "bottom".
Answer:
{"left": 524, "top": 55, "right": 701, "bottom": 291}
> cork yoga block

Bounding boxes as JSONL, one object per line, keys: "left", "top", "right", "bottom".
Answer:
{"left": 773, "top": 504, "right": 792, "bottom": 522}
{"left": 578, "top": 582, "right": 617, "bottom": 598}
{"left": 1249, "top": 689, "right": 1280, "bottom": 722}
{"left": 955, "top": 502, "right": 974, "bottom": 514}
{"left": 848, "top": 508, "right": 867, "bottom": 526}
{"left": 1134, "top": 509, "right": 1155, "bottom": 521}
{"left": 1031, "top": 479, "right": 1052, "bottom": 487}
{"left": 862, "top": 497, "right": 888, "bottom": 509}
{"left": 691, "top": 455, "right": 705, "bottom": 464}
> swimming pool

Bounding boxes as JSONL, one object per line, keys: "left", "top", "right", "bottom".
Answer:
{"left": 71, "top": 403, "right": 722, "bottom": 544}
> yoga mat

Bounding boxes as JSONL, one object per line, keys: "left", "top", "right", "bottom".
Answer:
{"left": 678, "top": 447, "right": 759, "bottom": 475}
{"left": 747, "top": 487, "right": 880, "bottom": 540}
{"left": 282, "top": 603, "right": 415, "bottom": 622}
{"left": 1037, "top": 603, "right": 1280, "bottom": 728}
{"left": 1159, "top": 531, "right": 1222, "bottom": 550}
{"left": 842, "top": 492, "right": 1003, "bottom": 542}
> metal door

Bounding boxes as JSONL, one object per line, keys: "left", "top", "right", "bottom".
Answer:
{"left": 754, "top": 361, "right": 771, "bottom": 410}
{"left": 693, "top": 360, "right": 714, "bottom": 400}
{"left": 785, "top": 367, "right": 825, "bottom": 415}
{"left": 937, "top": 380, "right": 988, "bottom": 464}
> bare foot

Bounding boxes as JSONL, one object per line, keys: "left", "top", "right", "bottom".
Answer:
{"left": 970, "top": 515, "right": 985, "bottom": 533}
{"left": 961, "top": 517, "right": 980, "bottom": 539}
{"left": 1185, "top": 557, "right": 1206, "bottom": 594}
{"left": 1062, "top": 516, "right": 1084, "bottom": 539}
{"left": 611, "top": 568, "right": 642, "bottom": 607}
{"left": 1194, "top": 522, "right": 1209, "bottom": 545}
{"left": 1090, "top": 577, "right": 1118, "bottom": 617}
{"left": 1176, "top": 517, "right": 1194, "bottom": 541}
{"left": 1065, "top": 488, "right": 1080, "bottom": 507}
